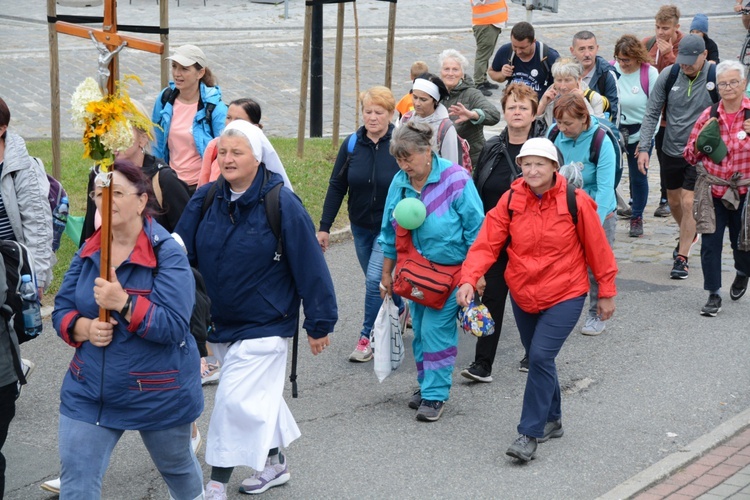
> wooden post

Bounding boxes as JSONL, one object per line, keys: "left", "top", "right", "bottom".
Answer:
{"left": 384, "top": 1, "right": 397, "bottom": 89}
{"left": 47, "top": 0, "right": 62, "bottom": 180}
{"left": 297, "top": 5, "right": 313, "bottom": 158}
{"left": 332, "top": 3, "right": 344, "bottom": 148}
{"left": 160, "top": 0, "right": 169, "bottom": 88}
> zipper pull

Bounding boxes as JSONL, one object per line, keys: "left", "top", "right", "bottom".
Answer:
{"left": 137, "top": 379, "right": 143, "bottom": 391}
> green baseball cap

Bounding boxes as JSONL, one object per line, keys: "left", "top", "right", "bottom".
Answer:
{"left": 696, "top": 118, "right": 727, "bottom": 164}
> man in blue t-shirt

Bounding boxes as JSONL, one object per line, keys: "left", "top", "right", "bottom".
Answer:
{"left": 488, "top": 21, "right": 560, "bottom": 100}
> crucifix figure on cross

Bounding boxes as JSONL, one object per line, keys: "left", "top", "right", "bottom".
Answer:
{"left": 89, "top": 32, "right": 127, "bottom": 94}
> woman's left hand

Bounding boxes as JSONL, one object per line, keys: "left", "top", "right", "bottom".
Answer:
{"left": 93, "top": 267, "right": 129, "bottom": 312}
{"left": 448, "top": 103, "right": 477, "bottom": 124}
{"left": 597, "top": 297, "right": 615, "bottom": 321}
{"left": 308, "top": 334, "right": 330, "bottom": 355}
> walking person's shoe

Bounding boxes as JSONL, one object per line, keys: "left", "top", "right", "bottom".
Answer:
{"left": 629, "top": 217, "right": 643, "bottom": 237}
{"left": 670, "top": 256, "right": 689, "bottom": 279}
{"left": 478, "top": 81, "right": 499, "bottom": 90}
{"left": 701, "top": 294, "right": 722, "bottom": 317}
{"left": 519, "top": 354, "right": 529, "bottom": 373}
{"left": 730, "top": 274, "right": 749, "bottom": 301}
{"left": 399, "top": 302, "right": 411, "bottom": 332}
{"left": 17, "top": 358, "right": 35, "bottom": 397}
{"left": 506, "top": 434, "right": 537, "bottom": 462}
{"left": 416, "top": 399, "right": 445, "bottom": 422}
{"left": 40, "top": 478, "right": 61, "bottom": 494}
{"left": 205, "top": 481, "right": 228, "bottom": 500}
{"left": 581, "top": 314, "right": 605, "bottom": 335}
{"left": 201, "top": 357, "right": 221, "bottom": 385}
{"left": 537, "top": 420, "right": 564, "bottom": 443}
{"left": 348, "top": 336, "right": 373, "bottom": 362}
{"left": 239, "top": 453, "right": 291, "bottom": 495}
{"left": 617, "top": 206, "right": 632, "bottom": 218}
{"left": 408, "top": 389, "right": 422, "bottom": 410}
{"left": 460, "top": 361, "right": 492, "bottom": 383}
{"left": 654, "top": 202, "right": 671, "bottom": 217}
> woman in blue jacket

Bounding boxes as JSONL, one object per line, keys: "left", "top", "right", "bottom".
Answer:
{"left": 52, "top": 160, "right": 203, "bottom": 500}
{"left": 317, "top": 86, "right": 405, "bottom": 363}
{"left": 176, "top": 120, "right": 337, "bottom": 497}
{"left": 550, "top": 93, "right": 617, "bottom": 336}
{"left": 151, "top": 44, "right": 228, "bottom": 193}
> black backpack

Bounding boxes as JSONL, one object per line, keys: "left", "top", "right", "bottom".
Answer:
{"left": 0, "top": 255, "right": 25, "bottom": 386}
{"left": 0, "top": 240, "right": 38, "bottom": 345}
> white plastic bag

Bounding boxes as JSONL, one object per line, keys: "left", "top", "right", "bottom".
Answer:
{"left": 373, "top": 296, "right": 404, "bottom": 382}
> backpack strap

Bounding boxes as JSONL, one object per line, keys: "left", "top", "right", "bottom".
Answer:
{"left": 640, "top": 63, "right": 650, "bottom": 98}
{"left": 589, "top": 127, "right": 607, "bottom": 166}
{"left": 646, "top": 36, "right": 656, "bottom": 52}
{"left": 336, "top": 133, "right": 358, "bottom": 179}
{"left": 205, "top": 102, "right": 216, "bottom": 137}
{"left": 401, "top": 110, "right": 414, "bottom": 125}
{"left": 566, "top": 182, "right": 578, "bottom": 225}
{"left": 538, "top": 41, "right": 552, "bottom": 86}
{"left": 548, "top": 125, "right": 561, "bottom": 144}
{"left": 583, "top": 88, "right": 594, "bottom": 103}
{"left": 706, "top": 63, "right": 719, "bottom": 103}
{"left": 201, "top": 176, "right": 223, "bottom": 220}
{"left": 161, "top": 87, "right": 178, "bottom": 107}
{"left": 663, "top": 64, "right": 681, "bottom": 111}
{"left": 709, "top": 102, "right": 720, "bottom": 119}
{"left": 152, "top": 170, "right": 163, "bottom": 208}
{"left": 260, "top": 178, "right": 283, "bottom": 261}
{"left": 437, "top": 118, "right": 453, "bottom": 156}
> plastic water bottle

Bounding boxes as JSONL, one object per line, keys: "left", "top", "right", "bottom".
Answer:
{"left": 20, "top": 274, "right": 43, "bottom": 338}
{"left": 52, "top": 196, "right": 69, "bottom": 252}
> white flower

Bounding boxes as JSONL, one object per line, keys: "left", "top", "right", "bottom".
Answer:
{"left": 100, "top": 119, "right": 134, "bottom": 153}
{"left": 70, "top": 78, "right": 103, "bottom": 131}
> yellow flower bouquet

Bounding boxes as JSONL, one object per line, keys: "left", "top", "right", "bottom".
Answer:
{"left": 70, "top": 75, "right": 152, "bottom": 171}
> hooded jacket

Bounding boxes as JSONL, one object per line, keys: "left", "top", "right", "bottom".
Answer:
{"left": 461, "top": 174, "right": 617, "bottom": 313}
{"left": 320, "top": 124, "right": 400, "bottom": 233}
{"left": 151, "top": 81, "right": 228, "bottom": 166}
{"left": 441, "top": 78, "right": 502, "bottom": 166}
{"left": 52, "top": 219, "right": 202, "bottom": 430}
{"left": 176, "top": 165, "right": 338, "bottom": 343}
{"left": 549, "top": 115, "right": 617, "bottom": 223}
{"left": 406, "top": 104, "right": 460, "bottom": 165}
{"left": 1, "top": 132, "right": 53, "bottom": 289}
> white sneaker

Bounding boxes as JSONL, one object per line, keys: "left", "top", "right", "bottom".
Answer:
{"left": 21, "top": 358, "right": 35, "bottom": 380}
{"left": 348, "top": 336, "right": 373, "bottom": 362}
{"left": 239, "top": 454, "right": 290, "bottom": 494}
{"left": 191, "top": 425, "right": 202, "bottom": 454}
{"left": 205, "top": 480, "right": 227, "bottom": 500}
{"left": 581, "top": 315, "right": 606, "bottom": 336}
{"left": 40, "top": 477, "right": 61, "bottom": 494}
{"left": 200, "top": 357, "right": 221, "bottom": 385}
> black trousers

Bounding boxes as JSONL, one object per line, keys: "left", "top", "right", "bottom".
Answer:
{"left": 0, "top": 382, "right": 18, "bottom": 500}
{"left": 473, "top": 252, "right": 509, "bottom": 372}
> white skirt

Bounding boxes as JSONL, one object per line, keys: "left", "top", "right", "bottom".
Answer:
{"left": 205, "top": 337, "right": 301, "bottom": 471}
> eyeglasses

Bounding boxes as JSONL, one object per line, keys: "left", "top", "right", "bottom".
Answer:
{"left": 718, "top": 80, "right": 742, "bottom": 90}
{"left": 615, "top": 56, "right": 632, "bottom": 64}
{"left": 89, "top": 189, "right": 139, "bottom": 201}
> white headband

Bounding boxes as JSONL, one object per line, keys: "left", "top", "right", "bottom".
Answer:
{"left": 412, "top": 78, "right": 440, "bottom": 102}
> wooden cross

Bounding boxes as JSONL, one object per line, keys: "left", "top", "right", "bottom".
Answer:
{"left": 48, "top": 0, "right": 164, "bottom": 321}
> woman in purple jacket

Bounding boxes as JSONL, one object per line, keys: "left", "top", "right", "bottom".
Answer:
{"left": 52, "top": 160, "right": 203, "bottom": 500}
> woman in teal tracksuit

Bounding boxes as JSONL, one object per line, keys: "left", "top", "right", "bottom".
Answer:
{"left": 550, "top": 93, "right": 617, "bottom": 336}
{"left": 378, "top": 121, "right": 484, "bottom": 422}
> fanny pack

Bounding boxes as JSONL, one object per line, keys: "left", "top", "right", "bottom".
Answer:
{"left": 393, "top": 225, "right": 461, "bottom": 309}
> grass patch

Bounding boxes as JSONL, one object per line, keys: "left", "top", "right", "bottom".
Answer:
{"left": 26, "top": 137, "right": 349, "bottom": 298}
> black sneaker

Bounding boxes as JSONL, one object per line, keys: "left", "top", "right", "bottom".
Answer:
{"left": 670, "top": 256, "right": 689, "bottom": 279}
{"left": 519, "top": 354, "right": 529, "bottom": 372}
{"left": 701, "top": 294, "right": 722, "bottom": 317}
{"left": 730, "top": 274, "right": 749, "bottom": 301}
{"left": 460, "top": 361, "right": 492, "bottom": 383}
{"left": 506, "top": 434, "right": 537, "bottom": 462}
{"left": 629, "top": 217, "right": 643, "bottom": 237}
{"left": 408, "top": 389, "right": 421, "bottom": 410}
{"left": 538, "top": 420, "right": 564, "bottom": 443}
{"left": 416, "top": 399, "right": 445, "bottom": 422}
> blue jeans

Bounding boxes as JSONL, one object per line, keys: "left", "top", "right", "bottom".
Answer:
{"left": 351, "top": 224, "right": 402, "bottom": 338}
{"left": 588, "top": 214, "right": 616, "bottom": 316}
{"left": 511, "top": 294, "right": 586, "bottom": 438}
{"left": 701, "top": 195, "right": 750, "bottom": 292}
{"left": 626, "top": 140, "right": 651, "bottom": 219}
{"left": 59, "top": 414, "right": 203, "bottom": 500}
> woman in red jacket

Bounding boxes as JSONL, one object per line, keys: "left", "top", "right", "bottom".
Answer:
{"left": 457, "top": 137, "right": 617, "bottom": 462}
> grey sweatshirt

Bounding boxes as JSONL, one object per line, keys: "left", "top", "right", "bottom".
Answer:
{"left": 639, "top": 61, "right": 715, "bottom": 158}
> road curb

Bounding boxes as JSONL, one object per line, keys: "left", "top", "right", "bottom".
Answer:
{"left": 598, "top": 407, "right": 750, "bottom": 499}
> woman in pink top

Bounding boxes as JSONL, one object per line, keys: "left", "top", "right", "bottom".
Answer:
{"left": 152, "top": 44, "right": 228, "bottom": 193}
{"left": 199, "top": 98, "right": 292, "bottom": 190}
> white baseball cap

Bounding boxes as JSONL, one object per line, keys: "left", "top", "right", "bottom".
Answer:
{"left": 166, "top": 45, "right": 207, "bottom": 68}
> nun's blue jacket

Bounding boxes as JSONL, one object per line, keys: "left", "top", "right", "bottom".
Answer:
{"left": 176, "top": 165, "right": 338, "bottom": 343}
